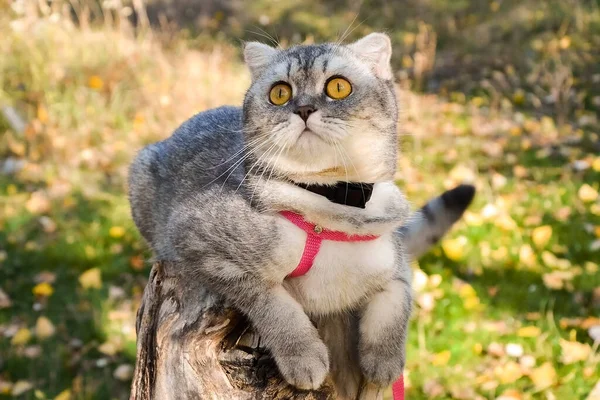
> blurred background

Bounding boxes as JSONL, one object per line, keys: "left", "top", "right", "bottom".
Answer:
{"left": 1, "top": 0, "right": 599, "bottom": 399}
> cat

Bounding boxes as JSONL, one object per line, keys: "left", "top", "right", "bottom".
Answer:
{"left": 128, "top": 32, "right": 475, "bottom": 398}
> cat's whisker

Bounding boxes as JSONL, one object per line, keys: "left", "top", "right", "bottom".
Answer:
{"left": 247, "top": 27, "right": 281, "bottom": 49}
{"left": 204, "top": 138, "right": 270, "bottom": 191}
{"left": 207, "top": 134, "right": 269, "bottom": 170}
{"left": 235, "top": 137, "right": 280, "bottom": 196}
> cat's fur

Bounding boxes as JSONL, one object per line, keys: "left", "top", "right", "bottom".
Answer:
{"left": 129, "top": 33, "right": 474, "bottom": 397}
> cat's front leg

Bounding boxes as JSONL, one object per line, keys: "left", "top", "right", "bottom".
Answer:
{"left": 358, "top": 277, "right": 412, "bottom": 386}
{"left": 244, "top": 284, "right": 330, "bottom": 390}
{"left": 168, "top": 197, "right": 329, "bottom": 390}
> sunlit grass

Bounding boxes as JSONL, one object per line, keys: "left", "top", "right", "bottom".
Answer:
{"left": 1, "top": 2, "right": 599, "bottom": 400}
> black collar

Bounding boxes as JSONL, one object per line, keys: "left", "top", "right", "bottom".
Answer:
{"left": 293, "top": 181, "right": 374, "bottom": 209}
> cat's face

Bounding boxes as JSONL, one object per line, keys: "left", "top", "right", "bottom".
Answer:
{"left": 242, "top": 33, "right": 398, "bottom": 185}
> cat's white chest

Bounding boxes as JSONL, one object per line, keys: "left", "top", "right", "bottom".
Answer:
{"left": 278, "top": 218, "right": 397, "bottom": 315}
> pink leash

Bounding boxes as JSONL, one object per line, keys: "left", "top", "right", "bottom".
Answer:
{"left": 280, "top": 211, "right": 405, "bottom": 400}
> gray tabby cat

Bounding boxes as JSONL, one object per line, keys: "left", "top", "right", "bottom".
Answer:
{"left": 129, "top": 33, "right": 475, "bottom": 397}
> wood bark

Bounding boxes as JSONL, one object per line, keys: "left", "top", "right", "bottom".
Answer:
{"left": 130, "top": 261, "right": 339, "bottom": 399}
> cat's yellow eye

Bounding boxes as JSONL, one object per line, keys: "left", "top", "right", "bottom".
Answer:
{"left": 269, "top": 83, "right": 292, "bottom": 105}
{"left": 325, "top": 77, "right": 352, "bottom": 100}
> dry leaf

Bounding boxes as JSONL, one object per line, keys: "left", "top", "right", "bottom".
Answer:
{"left": 498, "top": 389, "right": 523, "bottom": 400}
{"left": 113, "top": 364, "right": 134, "bottom": 381}
{"left": 98, "top": 341, "right": 120, "bottom": 356}
{"left": 532, "top": 225, "right": 552, "bottom": 248}
{"left": 417, "top": 292, "right": 435, "bottom": 312}
{"left": 517, "top": 326, "right": 541, "bottom": 337}
{"left": 442, "top": 236, "right": 467, "bottom": 261}
{"left": 0, "top": 288, "right": 12, "bottom": 309}
{"left": 88, "top": 75, "right": 104, "bottom": 90}
{"left": 413, "top": 269, "right": 429, "bottom": 292}
{"left": 79, "top": 268, "right": 102, "bottom": 289}
{"left": 587, "top": 380, "right": 600, "bottom": 400}
{"left": 541, "top": 251, "right": 571, "bottom": 269}
{"left": 11, "top": 381, "right": 33, "bottom": 396}
{"left": 109, "top": 226, "right": 126, "bottom": 238}
{"left": 11, "top": 328, "right": 32, "bottom": 345}
{"left": 579, "top": 184, "right": 599, "bottom": 202}
{"left": 35, "top": 316, "right": 56, "bottom": 339}
{"left": 423, "top": 379, "right": 445, "bottom": 398}
{"left": 559, "top": 339, "right": 591, "bottom": 364}
{"left": 431, "top": 350, "right": 451, "bottom": 366}
{"left": 495, "top": 361, "right": 524, "bottom": 384}
{"left": 487, "top": 342, "right": 505, "bottom": 357}
{"left": 519, "top": 244, "right": 536, "bottom": 268}
{"left": 55, "top": 389, "right": 71, "bottom": 400}
{"left": 32, "top": 282, "right": 54, "bottom": 297}
{"left": 530, "top": 362, "right": 557, "bottom": 390}
{"left": 496, "top": 214, "right": 517, "bottom": 231}
{"left": 129, "top": 255, "right": 145, "bottom": 271}
{"left": 26, "top": 191, "right": 51, "bottom": 214}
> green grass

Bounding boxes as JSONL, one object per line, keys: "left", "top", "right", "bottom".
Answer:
{"left": 1, "top": 1, "right": 599, "bottom": 399}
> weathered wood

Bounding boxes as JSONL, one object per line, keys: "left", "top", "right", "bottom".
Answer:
{"left": 130, "top": 261, "right": 338, "bottom": 399}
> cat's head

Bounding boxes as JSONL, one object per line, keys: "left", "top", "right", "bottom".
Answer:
{"left": 242, "top": 33, "right": 398, "bottom": 185}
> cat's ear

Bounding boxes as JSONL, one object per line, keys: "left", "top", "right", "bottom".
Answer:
{"left": 348, "top": 33, "right": 393, "bottom": 80}
{"left": 244, "top": 42, "right": 278, "bottom": 80}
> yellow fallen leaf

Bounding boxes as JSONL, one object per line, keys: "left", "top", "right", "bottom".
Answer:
{"left": 586, "top": 262, "right": 599, "bottom": 274}
{"left": 579, "top": 184, "right": 599, "bottom": 202}
{"left": 532, "top": 225, "right": 552, "bottom": 248}
{"left": 109, "top": 226, "right": 126, "bottom": 239}
{"left": 592, "top": 204, "right": 600, "bottom": 216}
{"left": 595, "top": 226, "right": 600, "bottom": 238}
{"left": 459, "top": 283, "right": 477, "bottom": 298}
{"left": 37, "top": 105, "right": 49, "bottom": 123}
{"left": 32, "top": 282, "right": 54, "bottom": 297}
{"left": 88, "top": 75, "right": 104, "bottom": 90}
{"left": 431, "top": 350, "right": 451, "bottom": 366}
{"left": 26, "top": 191, "right": 51, "bottom": 214}
{"left": 79, "top": 268, "right": 102, "bottom": 289}
{"left": 35, "top": 316, "right": 56, "bottom": 340}
{"left": 464, "top": 296, "right": 481, "bottom": 310}
{"left": 412, "top": 269, "right": 429, "bottom": 292}
{"left": 464, "top": 211, "right": 483, "bottom": 226}
{"left": 496, "top": 214, "right": 517, "bottom": 231}
{"left": 593, "top": 157, "right": 600, "bottom": 172}
{"left": 498, "top": 389, "right": 523, "bottom": 400}
{"left": 442, "top": 236, "right": 467, "bottom": 261}
{"left": 11, "top": 328, "right": 32, "bottom": 346}
{"left": 98, "top": 341, "right": 120, "bottom": 356}
{"left": 55, "top": 389, "right": 71, "bottom": 400}
{"left": 517, "top": 326, "right": 541, "bottom": 337}
{"left": 541, "top": 251, "right": 571, "bottom": 269}
{"left": 495, "top": 361, "right": 524, "bottom": 384}
{"left": 587, "top": 380, "right": 600, "bottom": 400}
{"left": 560, "top": 339, "right": 591, "bottom": 364}
{"left": 11, "top": 381, "right": 33, "bottom": 396}
{"left": 519, "top": 244, "right": 537, "bottom": 268}
{"left": 529, "top": 362, "right": 557, "bottom": 390}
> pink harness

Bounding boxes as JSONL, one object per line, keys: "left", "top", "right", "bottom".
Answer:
{"left": 280, "top": 211, "right": 405, "bottom": 400}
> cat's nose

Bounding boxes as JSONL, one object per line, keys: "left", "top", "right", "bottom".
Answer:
{"left": 294, "top": 105, "right": 317, "bottom": 123}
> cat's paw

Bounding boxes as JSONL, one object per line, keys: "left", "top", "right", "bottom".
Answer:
{"left": 359, "top": 343, "right": 404, "bottom": 386}
{"left": 275, "top": 339, "right": 330, "bottom": 390}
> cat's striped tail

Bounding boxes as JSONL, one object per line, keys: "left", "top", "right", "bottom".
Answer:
{"left": 398, "top": 184, "right": 476, "bottom": 258}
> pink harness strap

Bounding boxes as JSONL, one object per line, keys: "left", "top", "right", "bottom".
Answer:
{"left": 280, "top": 211, "right": 379, "bottom": 278}
{"left": 279, "top": 211, "right": 405, "bottom": 400}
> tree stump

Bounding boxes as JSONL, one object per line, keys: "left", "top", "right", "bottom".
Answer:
{"left": 130, "top": 261, "right": 339, "bottom": 399}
